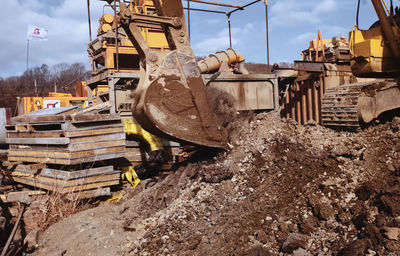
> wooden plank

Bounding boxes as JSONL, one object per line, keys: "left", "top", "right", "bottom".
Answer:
{"left": 9, "top": 144, "right": 69, "bottom": 152}
{"left": 69, "top": 132, "right": 125, "bottom": 143}
{"left": 64, "top": 187, "right": 111, "bottom": 200}
{"left": 1, "top": 161, "right": 22, "bottom": 167}
{"left": 69, "top": 139, "right": 125, "bottom": 151}
{"left": 68, "top": 152, "right": 126, "bottom": 165}
{"left": 27, "top": 163, "right": 46, "bottom": 171}
{"left": 7, "top": 123, "right": 63, "bottom": 132}
{"left": 6, "top": 137, "right": 70, "bottom": 145}
{"left": 63, "top": 120, "right": 123, "bottom": 131}
{"left": 8, "top": 151, "right": 126, "bottom": 165}
{"left": 13, "top": 165, "right": 114, "bottom": 180}
{"left": 12, "top": 176, "right": 120, "bottom": 193}
{"left": 4, "top": 190, "right": 46, "bottom": 203}
{"left": 11, "top": 114, "right": 71, "bottom": 124}
{"left": 8, "top": 146, "right": 126, "bottom": 159}
{"left": 7, "top": 130, "right": 65, "bottom": 138}
{"left": 71, "top": 113, "right": 121, "bottom": 122}
{"left": 65, "top": 126, "right": 124, "bottom": 137}
{"left": 11, "top": 173, "right": 120, "bottom": 187}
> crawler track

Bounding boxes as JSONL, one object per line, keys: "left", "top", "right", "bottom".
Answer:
{"left": 321, "top": 82, "right": 374, "bottom": 129}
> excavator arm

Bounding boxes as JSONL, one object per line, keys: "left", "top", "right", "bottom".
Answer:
{"left": 117, "top": 0, "right": 228, "bottom": 149}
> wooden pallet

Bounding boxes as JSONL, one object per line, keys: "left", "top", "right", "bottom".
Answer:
{"left": 6, "top": 113, "right": 126, "bottom": 165}
{"left": 4, "top": 164, "right": 120, "bottom": 193}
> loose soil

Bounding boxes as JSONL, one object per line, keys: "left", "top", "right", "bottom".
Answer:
{"left": 29, "top": 112, "right": 400, "bottom": 255}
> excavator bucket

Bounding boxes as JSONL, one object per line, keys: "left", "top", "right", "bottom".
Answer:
{"left": 118, "top": 0, "right": 228, "bottom": 149}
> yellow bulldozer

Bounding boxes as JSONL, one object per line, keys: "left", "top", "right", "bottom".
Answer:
{"left": 320, "top": 0, "right": 400, "bottom": 128}
{"left": 279, "top": 0, "right": 400, "bottom": 129}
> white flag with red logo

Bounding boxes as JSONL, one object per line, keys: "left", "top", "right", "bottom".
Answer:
{"left": 27, "top": 24, "right": 48, "bottom": 41}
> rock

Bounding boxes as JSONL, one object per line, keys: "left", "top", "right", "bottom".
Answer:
{"left": 299, "top": 223, "right": 314, "bottom": 235}
{"left": 338, "top": 211, "right": 352, "bottom": 224}
{"left": 256, "top": 230, "right": 269, "bottom": 244}
{"left": 383, "top": 227, "right": 400, "bottom": 240}
{"left": 282, "top": 233, "right": 307, "bottom": 253}
{"left": 293, "top": 248, "right": 309, "bottom": 256}
{"left": 249, "top": 246, "right": 273, "bottom": 256}
{"left": 375, "top": 214, "right": 386, "bottom": 227}
{"left": 187, "top": 235, "right": 201, "bottom": 250}
{"left": 309, "top": 200, "right": 335, "bottom": 220}
{"left": 299, "top": 216, "right": 319, "bottom": 235}
{"left": 380, "top": 195, "right": 400, "bottom": 215}
{"left": 279, "top": 222, "right": 289, "bottom": 233}
{"left": 339, "top": 239, "right": 370, "bottom": 256}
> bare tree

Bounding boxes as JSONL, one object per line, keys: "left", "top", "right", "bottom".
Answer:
{"left": 0, "top": 62, "right": 89, "bottom": 114}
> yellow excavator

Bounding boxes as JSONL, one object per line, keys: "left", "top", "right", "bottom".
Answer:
{"left": 86, "top": 0, "right": 279, "bottom": 180}
{"left": 116, "top": 0, "right": 229, "bottom": 149}
{"left": 321, "top": 0, "right": 400, "bottom": 128}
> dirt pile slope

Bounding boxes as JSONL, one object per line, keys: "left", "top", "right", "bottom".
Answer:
{"left": 33, "top": 113, "right": 400, "bottom": 255}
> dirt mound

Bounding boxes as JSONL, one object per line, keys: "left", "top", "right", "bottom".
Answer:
{"left": 32, "top": 114, "right": 400, "bottom": 255}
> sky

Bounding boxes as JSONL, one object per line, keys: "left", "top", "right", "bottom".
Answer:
{"left": 0, "top": 0, "right": 379, "bottom": 78}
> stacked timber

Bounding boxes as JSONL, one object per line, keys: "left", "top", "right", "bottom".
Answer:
{"left": 3, "top": 109, "right": 125, "bottom": 193}
{"left": 3, "top": 164, "right": 119, "bottom": 194}
{"left": 6, "top": 113, "right": 125, "bottom": 165}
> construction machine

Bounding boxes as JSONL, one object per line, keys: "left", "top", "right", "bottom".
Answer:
{"left": 117, "top": 0, "right": 229, "bottom": 149}
{"left": 85, "top": 0, "right": 278, "bottom": 176}
{"left": 278, "top": 0, "right": 400, "bottom": 129}
{"left": 320, "top": 0, "right": 400, "bottom": 128}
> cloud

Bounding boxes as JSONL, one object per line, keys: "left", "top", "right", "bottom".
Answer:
{"left": 0, "top": 0, "right": 104, "bottom": 78}
{"left": 291, "top": 25, "right": 347, "bottom": 45}
{"left": 192, "top": 23, "right": 254, "bottom": 57}
{"left": 292, "top": 32, "right": 316, "bottom": 45}
{"left": 270, "top": 0, "right": 337, "bottom": 28}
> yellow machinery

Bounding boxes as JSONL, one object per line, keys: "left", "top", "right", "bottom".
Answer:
{"left": 320, "top": 0, "right": 400, "bottom": 128}
{"left": 349, "top": 0, "right": 400, "bottom": 77}
{"left": 87, "top": 0, "right": 169, "bottom": 74}
{"left": 16, "top": 83, "right": 88, "bottom": 116}
{"left": 85, "top": 0, "right": 278, "bottom": 178}
{"left": 86, "top": 0, "right": 177, "bottom": 177}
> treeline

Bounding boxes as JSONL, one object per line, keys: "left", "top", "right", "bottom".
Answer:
{"left": 0, "top": 63, "right": 90, "bottom": 114}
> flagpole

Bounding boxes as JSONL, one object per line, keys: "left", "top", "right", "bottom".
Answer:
{"left": 26, "top": 39, "right": 29, "bottom": 71}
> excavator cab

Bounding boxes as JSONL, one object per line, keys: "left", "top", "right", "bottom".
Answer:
{"left": 117, "top": 0, "right": 228, "bottom": 149}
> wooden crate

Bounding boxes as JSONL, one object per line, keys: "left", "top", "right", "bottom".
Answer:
{"left": 6, "top": 113, "right": 126, "bottom": 165}
{"left": 4, "top": 164, "right": 120, "bottom": 193}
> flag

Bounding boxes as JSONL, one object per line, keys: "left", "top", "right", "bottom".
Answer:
{"left": 27, "top": 24, "right": 48, "bottom": 41}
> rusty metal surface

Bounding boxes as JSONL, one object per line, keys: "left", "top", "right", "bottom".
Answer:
{"left": 321, "top": 83, "right": 363, "bottom": 128}
{"left": 205, "top": 74, "right": 277, "bottom": 111}
{"left": 140, "top": 51, "right": 228, "bottom": 148}
{"left": 358, "top": 81, "right": 400, "bottom": 123}
{"left": 280, "top": 62, "right": 362, "bottom": 126}
{"left": 294, "top": 61, "right": 324, "bottom": 72}
{"left": 281, "top": 74, "right": 324, "bottom": 125}
{"left": 321, "top": 80, "right": 400, "bottom": 128}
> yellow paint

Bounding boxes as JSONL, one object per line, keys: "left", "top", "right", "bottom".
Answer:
{"left": 98, "top": 0, "right": 169, "bottom": 72}
{"left": 103, "top": 13, "right": 114, "bottom": 24}
{"left": 106, "top": 192, "right": 124, "bottom": 203}
{"left": 18, "top": 94, "right": 88, "bottom": 115}
{"left": 121, "top": 166, "right": 141, "bottom": 188}
{"left": 349, "top": 24, "right": 400, "bottom": 76}
{"left": 122, "top": 118, "right": 164, "bottom": 152}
